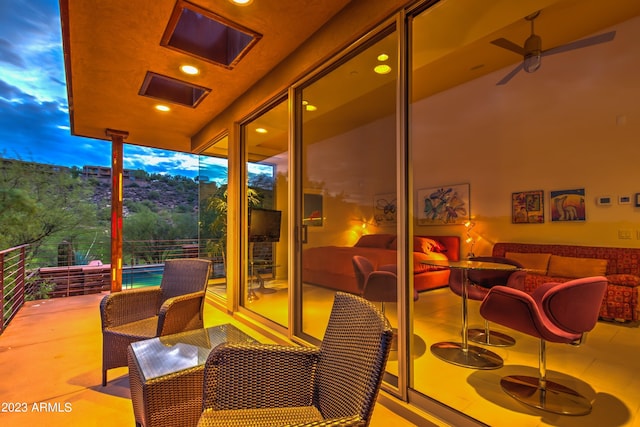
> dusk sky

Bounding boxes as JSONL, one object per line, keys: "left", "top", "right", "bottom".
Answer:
{"left": 0, "top": 0, "right": 212, "bottom": 179}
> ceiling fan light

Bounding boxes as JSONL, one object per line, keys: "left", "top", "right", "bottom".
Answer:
{"left": 523, "top": 34, "right": 542, "bottom": 73}
{"left": 523, "top": 52, "right": 541, "bottom": 73}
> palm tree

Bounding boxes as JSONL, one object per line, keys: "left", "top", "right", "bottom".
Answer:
{"left": 205, "top": 186, "right": 262, "bottom": 275}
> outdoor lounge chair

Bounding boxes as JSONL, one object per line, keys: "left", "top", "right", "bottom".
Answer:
{"left": 100, "top": 258, "right": 211, "bottom": 386}
{"left": 197, "top": 292, "right": 393, "bottom": 427}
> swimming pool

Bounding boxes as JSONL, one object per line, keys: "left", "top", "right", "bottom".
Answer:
{"left": 122, "top": 264, "right": 164, "bottom": 289}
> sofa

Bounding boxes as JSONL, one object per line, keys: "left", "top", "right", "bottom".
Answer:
{"left": 302, "top": 234, "right": 460, "bottom": 294}
{"left": 492, "top": 242, "right": 640, "bottom": 322}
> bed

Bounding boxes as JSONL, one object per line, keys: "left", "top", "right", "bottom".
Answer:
{"left": 302, "top": 234, "right": 460, "bottom": 294}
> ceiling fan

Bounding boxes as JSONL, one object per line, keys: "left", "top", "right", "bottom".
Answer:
{"left": 491, "top": 11, "right": 616, "bottom": 85}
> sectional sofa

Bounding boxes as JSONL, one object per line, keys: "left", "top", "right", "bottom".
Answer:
{"left": 493, "top": 242, "right": 640, "bottom": 322}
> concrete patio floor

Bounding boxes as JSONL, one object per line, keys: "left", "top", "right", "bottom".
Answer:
{"left": 0, "top": 292, "right": 434, "bottom": 427}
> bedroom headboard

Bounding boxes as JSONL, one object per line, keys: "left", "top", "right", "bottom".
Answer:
{"left": 423, "top": 235, "right": 460, "bottom": 261}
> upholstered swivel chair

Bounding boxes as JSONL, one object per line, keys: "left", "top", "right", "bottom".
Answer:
{"left": 353, "top": 256, "right": 418, "bottom": 351}
{"left": 479, "top": 276, "right": 607, "bottom": 415}
{"left": 449, "top": 256, "right": 526, "bottom": 346}
{"left": 197, "top": 292, "right": 393, "bottom": 427}
{"left": 352, "top": 255, "right": 418, "bottom": 315}
{"left": 100, "top": 258, "right": 211, "bottom": 385}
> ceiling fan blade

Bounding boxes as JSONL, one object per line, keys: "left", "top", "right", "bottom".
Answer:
{"left": 542, "top": 31, "right": 616, "bottom": 57}
{"left": 496, "top": 63, "right": 524, "bottom": 85}
{"left": 491, "top": 38, "right": 526, "bottom": 56}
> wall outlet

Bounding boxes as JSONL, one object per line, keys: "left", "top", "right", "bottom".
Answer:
{"left": 618, "top": 229, "right": 633, "bottom": 239}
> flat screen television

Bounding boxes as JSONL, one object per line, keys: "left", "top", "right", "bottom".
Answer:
{"left": 248, "top": 208, "right": 282, "bottom": 242}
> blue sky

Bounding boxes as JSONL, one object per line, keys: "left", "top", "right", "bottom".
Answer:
{"left": 0, "top": 0, "right": 209, "bottom": 179}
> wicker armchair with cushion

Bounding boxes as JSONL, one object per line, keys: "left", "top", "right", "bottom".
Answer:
{"left": 100, "top": 258, "right": 211, "bottom": 386}
{"left": 197, "top": 292, "right": 394, "bottom": 427}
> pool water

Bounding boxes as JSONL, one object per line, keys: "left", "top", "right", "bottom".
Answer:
{"left": 122, "top": 265, "right": 164, "bottom": 289}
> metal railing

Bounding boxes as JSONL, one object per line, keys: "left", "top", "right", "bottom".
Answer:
{"left": 0, "top": 245, "right": 28, "bottom": 334}
{"left": 0, "top": 238, "right": 225, "bottom": 334}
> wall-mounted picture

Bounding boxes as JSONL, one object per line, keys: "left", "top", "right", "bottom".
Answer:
{"left": 511, "top": 190, "right": 544, "bottom": 224}
{"left": 374, "top": 193, "right": 397, "bottom": 226}
{"left": 512, "top": 190, "right": 544, "bottom": 223}
{"left": 417, "top": 184, "right": 469, "bottom": 225}
{"left": 550, "top": 188, "right": 586, "bottom": 222}
{"left": 303, "top": 192, "right": 323, "bottom": 227}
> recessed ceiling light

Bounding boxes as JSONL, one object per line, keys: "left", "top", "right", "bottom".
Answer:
{"left": 255, "top": 127, "right": 267, "bottom": 134}
{"left": 230, "top": 0, "right": 253, "bottom": 6}
{"left": 374, "top": 64, "right": 392, "bottom": 75}
{"left": 377, "top": 53, "right": 389, "bottom": 61}
{"left": 155, "top": 104, "right": 170, "bottom": 112}
{"left": 180, "top": 65, "right": 199, "bottom": 75}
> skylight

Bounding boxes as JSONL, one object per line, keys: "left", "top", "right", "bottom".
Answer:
{"left": 139, "top": 72, "right": 210, "bottom": 108}
{"left": 161, "top": 0, "right": 261, "bottom": 69}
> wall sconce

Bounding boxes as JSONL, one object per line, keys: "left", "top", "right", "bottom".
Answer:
{"left": 464, "top": 220, "right": 476, "bottom": 258}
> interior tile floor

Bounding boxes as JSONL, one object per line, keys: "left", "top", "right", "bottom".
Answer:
{"left": 244, "top": 282, "right": 640, "bottom": 427}
{"left": 0, "top": 292, "right": 433, "bottom": 427}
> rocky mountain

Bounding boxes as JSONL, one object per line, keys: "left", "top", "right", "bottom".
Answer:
{"left": 87, "top": 176, "right": 199, "bottom": 215}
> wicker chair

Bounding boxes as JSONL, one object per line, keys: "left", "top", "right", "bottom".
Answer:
{"left": 100, "top": 258, "right": 211, "bottom": 386}
{"left": 197, "top": 292, "right": 393, "bottom": 427}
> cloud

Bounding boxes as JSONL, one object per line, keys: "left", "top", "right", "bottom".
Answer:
{"left": 0, "top": 76, "right": 200, "bottom": 178}
{"left": 123, "top": 147, "right": 201, "bottom": 178}
{"left": 0, "top": 0, "right": 65, "bottom": 101}
{"left": 0, "top": 38, "right": 25, "bottom": 67}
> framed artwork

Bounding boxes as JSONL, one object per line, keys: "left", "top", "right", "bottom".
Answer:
{"left": 303, "top": 192, "right": 323, "bottom": 227}
{"left": 512, "top": 190, "right": 544, "bottom": 223}
{"left": 550, "top": 188, "right": 586, "bottom": 222}
{"left": 417, "top": 184, "right": 470, "bottom": 225}
{"left": 374, "top": 193, "right": 396, "bottom": 226}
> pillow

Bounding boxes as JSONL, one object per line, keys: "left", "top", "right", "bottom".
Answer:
{"left": 505, "top": 252, "right": 551, "bottom": 275}
{"left": 388, "top": 236, "right": 446, "bottom": 253}
{"left": 415, "top": 237, "right": 446, "bottom": 253}
{"left": 547, "top": 255, "right": 608, "bottom": 278}
{"left": 354, "top": 234, "right": 395, "bottom": 248}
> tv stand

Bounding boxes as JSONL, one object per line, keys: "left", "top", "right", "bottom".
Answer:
{"left": 252, "top": 262, "right": 277, "bottom": 294}
{"left": 248, "top": 241, "right": 277, "bottom": 301}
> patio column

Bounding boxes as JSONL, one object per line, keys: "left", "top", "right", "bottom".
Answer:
{"left": 106, "top": 129, "right": 128, "bottom": 292}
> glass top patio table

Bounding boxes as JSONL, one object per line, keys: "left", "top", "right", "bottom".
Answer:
{"left": 422, "top": 259, "right": 518, "bottom": 370}
{"left": 130, "top": 323, "right": 258, "bottom": 381}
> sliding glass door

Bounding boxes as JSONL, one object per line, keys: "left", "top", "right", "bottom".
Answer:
{"left": 241, "top": 98, "right": 290, "bottom": 327}
{"left": 296, "top": 27, "right": 400, "bottom": 381}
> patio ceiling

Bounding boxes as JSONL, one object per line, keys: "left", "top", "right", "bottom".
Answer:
{"left": 60, "top": 0, "right": 352, "bottom": 153}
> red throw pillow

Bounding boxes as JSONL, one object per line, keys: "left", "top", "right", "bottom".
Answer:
{"left": 388, "top": 236, "right": 447, "bottom": 253}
